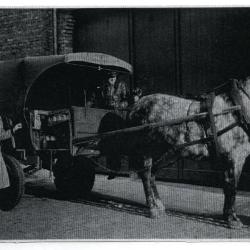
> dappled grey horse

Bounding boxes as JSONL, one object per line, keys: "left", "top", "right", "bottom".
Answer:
{"left": 99, "top": 77, "right": 250, "bottom": 228}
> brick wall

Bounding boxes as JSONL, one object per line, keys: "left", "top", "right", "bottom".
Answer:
{"left": 0, "top": 9, "right": 76, "bottom": 60}
{"left": 0, "top": 9, "right": 54, "bottom": 60}
{"left": 57, "top": 9, "right": 75, "bottom": 54}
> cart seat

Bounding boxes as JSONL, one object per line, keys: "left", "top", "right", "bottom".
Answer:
{"left": 76, "top": 148, "right": 101, "bottom": 157}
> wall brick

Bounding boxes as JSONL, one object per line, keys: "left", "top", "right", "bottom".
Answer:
{"left": 0, "top": 9, "right": 76, "bottom": 60}
{"left": 0, "top": 9, "right": 54, "bottom": 60}
{"left": 57, "top": 9, "right": 75, "bottom": 54}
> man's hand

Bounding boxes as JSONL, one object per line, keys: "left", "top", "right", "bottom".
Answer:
{"left": 12, "top": 123, "right": 22, "bottom": 133}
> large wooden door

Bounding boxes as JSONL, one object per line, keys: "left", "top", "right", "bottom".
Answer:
{"left": 73, "top": 8, "right": 250, "bottom": 189}
{"left": 180, "top": 8, "right": 250, "bottom": 95}
{"left": 74, "top": 9, "right": 130, "bottom": 62}
{"left": 133, "top": 9, "right": 177, "bottom": 94}
{"left": 179, "top": 8, "right": 250, "bottom": 188}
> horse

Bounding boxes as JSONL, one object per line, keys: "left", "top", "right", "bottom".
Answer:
{"left": 98, "top": 77, "right": 250, "bottom": 228}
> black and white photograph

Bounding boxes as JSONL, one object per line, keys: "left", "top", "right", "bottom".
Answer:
{"left": 0, "top": 6, "right": 250, "bottom": 241}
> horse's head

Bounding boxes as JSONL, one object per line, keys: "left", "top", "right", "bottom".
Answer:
{"left": 240, "top": 77, "right": 250, "bottom": 96}
{"left": 231, "top": 77, "right": 250, "bottom": 124}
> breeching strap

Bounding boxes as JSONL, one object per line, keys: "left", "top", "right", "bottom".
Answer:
{"left": 205, "top": 92, "right": 221, "bottom": 158}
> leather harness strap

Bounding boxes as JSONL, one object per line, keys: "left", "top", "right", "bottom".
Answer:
{"left": 205, "top": 92, "right": 221, "bottom": 158}
{"left": 198, "top": 92, "right": 221, "bottom": 161}
{"left": 200, "top": 80, "right": 241, "bottom": 160}
{"left": 202, "top": 79, "right": 250, "bottom": 160}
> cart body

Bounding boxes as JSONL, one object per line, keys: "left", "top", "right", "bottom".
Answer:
{"left": 0, "top": 52, "right": 132, "bottom": 197}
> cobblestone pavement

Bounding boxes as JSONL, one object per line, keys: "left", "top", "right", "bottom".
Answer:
{"left": 0, "top": 170, "right": 250, "bottom": 240}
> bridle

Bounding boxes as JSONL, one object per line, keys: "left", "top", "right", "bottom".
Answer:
{"left": 236, "top": 81, "right": 250, "bottom": 101}
{"left": 230, "top": 79, "right": 250, "bottom": 138}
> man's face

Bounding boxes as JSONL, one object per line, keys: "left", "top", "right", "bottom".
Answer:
{"left": 108, "top": 76, "right": 117, "bottom": 85}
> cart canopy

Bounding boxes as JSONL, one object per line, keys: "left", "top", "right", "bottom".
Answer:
{"left": 0, "top": 52, "right": 132, "bottom": 117}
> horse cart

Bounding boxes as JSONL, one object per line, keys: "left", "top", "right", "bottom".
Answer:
{"left": 0, "top": 52, "right": 248, "bottom": 228}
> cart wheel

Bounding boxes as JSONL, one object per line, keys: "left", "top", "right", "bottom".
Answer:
{"left": 53, "top": 155, "right": 95, "bottom": 198}
{"left": 0, "top": 154, "right": 24, "bottom": 211}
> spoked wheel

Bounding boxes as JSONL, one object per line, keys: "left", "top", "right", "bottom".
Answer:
{"left": 53, "top": 155, "right": 95, "bottom": 198}
{"left": 0, "top": 154, "right": 24, "bottom": 211}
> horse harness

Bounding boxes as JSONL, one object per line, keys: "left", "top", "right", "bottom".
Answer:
{"left": 198, "top": 79, "right": 250, "bottom": 161}
{"left": 84, "top": 79, "right": 250, "bottom": 174}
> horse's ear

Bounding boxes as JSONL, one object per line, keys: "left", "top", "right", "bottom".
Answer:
{"left": 237, "top": 78, "right": 249, "bottom": 89}
{"left": 238, "top": 79, "right": 244, "bottom": 87}
{"left": 230, "top": 79, "right": 240, "bottom": 94}
{"left": 245, "top": 77, "right": 250, "bottom": 86}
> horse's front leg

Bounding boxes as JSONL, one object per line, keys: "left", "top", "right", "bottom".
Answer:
{"left": 151, "top": 169, "right": 165, "bottom": 213}
{"left": 223, "top": 160, "right": 244, "bottom": 228}
{"left": 138, "top": 156, "right": 162, "bottom": 218}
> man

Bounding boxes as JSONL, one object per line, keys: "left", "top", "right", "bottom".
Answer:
{"left": 102, "top": 71, "right": 129, "bottom": 109}
{"left": 99, "top": 71, "right": 129, "bottom": 180}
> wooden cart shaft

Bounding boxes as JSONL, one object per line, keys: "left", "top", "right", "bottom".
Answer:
{"left": 73, "top": 105, "right": 241, "bottom": 146}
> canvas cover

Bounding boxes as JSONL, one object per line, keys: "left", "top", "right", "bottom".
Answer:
{"left": 0, "top": 52, "right": 132, "bottom": 119}
{"left": 0, "top": 52, "right": 132, "bottom": 179}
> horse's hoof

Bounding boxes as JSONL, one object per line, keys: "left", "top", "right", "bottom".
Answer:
{"left": 226, "top": 215, "right": 244, "bottom": 229}
{"left": 228, "top": 220, "right": 244, "bottom": 229}
{"left": 155, "top": 199, "right": 165, "bottom": 212}
{"left": 150, "top": 207, "right": 162, "bottom": 219}
{"left": 158, "top": 208, "right": 166, "bottom": 216}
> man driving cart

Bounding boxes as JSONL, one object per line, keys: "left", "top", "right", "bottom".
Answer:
{"left": 101, "top": 71, "right": 129, "bottom": 109}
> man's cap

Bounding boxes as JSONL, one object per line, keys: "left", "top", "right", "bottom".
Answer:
{"left": 107, "top": 71, "right": 118, "bottom": 77}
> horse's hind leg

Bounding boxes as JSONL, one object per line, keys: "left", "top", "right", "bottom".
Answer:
{"left": 223, "top": 160, "right": 244, "bottom": 228}
{"left": 138, "top": 156, "right": 162, "bottom": 218}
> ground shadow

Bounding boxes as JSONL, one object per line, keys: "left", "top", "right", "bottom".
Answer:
{"left": 239, "top": 215, "right": 250, "bottom": 227}
{"left": 164, "top": 209, "right": 249, "bottom": 229}
{"left": 25, "top": 181, "right": 250, "bottom": 230}
{"left": 25, "top": 181, "right": 149, "bottom": 217}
